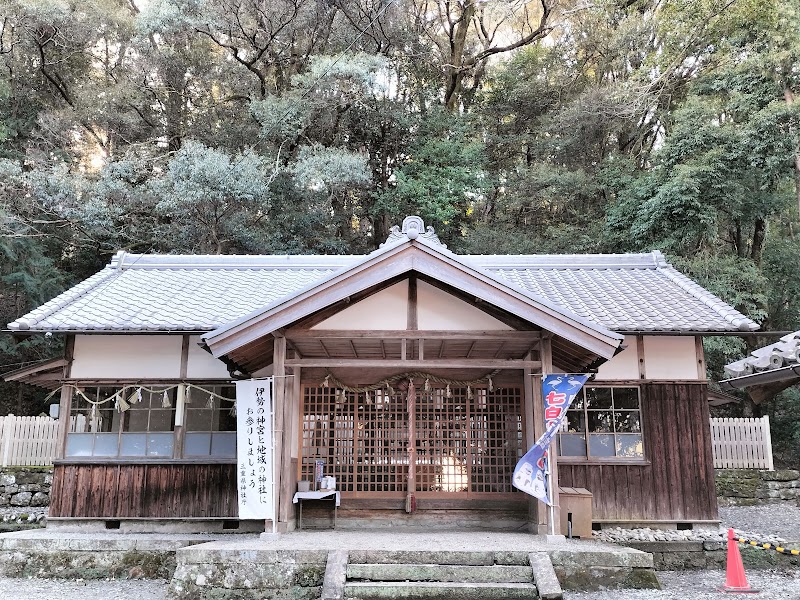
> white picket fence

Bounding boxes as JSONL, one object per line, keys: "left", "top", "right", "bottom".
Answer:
{"left": 0, "top": 415, "right": 63, "bottom": 467}
{"left": 710, "top": 416, "right": 774, "bottom": 470}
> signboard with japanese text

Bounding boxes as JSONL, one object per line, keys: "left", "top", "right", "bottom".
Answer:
{"left": 512, "top": 374, "right": 589, "bottom": 505}
{"left": 235, "top": 379, "right": 275, "bottom": 520}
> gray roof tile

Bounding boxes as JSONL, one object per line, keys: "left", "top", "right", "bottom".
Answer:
{"left": 7, "top": 249, "right": 758, "bottom": 334}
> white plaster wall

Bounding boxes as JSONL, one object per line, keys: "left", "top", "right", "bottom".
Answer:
{"left": 417, "top": 280, "right": 512, "bottom": 330}
{"left": 643, "top": 335, "right": 699, "bottom": 380}
{"left": 594, "top": 336, "right": 639, "bottom": 380}
{"left": 70, "top": 335, "right": 183, "bottom": 379}
{"left": 594, "top": 335, "right": 700, "bottom": 381}
{"left": 313, "top": 280, "right": 408, "bottom": 330}
{"left": 186, "top": 336, "right": 232, "bottom": 378}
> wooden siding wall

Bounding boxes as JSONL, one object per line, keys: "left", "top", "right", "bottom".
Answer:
{"left": 49, "top": 463, "right": 238, "bottom": 518}
{"left": 559, "top": 383, "right": 718, "bottom": 523}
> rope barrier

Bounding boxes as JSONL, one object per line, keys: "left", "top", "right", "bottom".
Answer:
{"left": 736, "top": 536, "right": 800, "bottom": 557}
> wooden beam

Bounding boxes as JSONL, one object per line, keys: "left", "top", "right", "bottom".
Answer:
{"left": 284, "top": 358, "right": 543, "bottom": 369}
{"left": 286, "top": 329, "right": 542, "bottom": 341}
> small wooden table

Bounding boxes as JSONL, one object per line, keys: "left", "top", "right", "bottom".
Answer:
{"left": 293, "top": 490, "right": 340, "bottom": 530}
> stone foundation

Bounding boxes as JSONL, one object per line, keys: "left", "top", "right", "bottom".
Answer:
{"left": 622, "top": 540, "right": 800, "bottom": 570}
{"left": 715, "top": 469, "right": 800, "bottom": 506}
{"left": 0, "top": 467, "right": 53, "bottom": 523}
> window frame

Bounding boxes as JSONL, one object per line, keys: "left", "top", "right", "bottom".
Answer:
{"left": 183, "top": 384, "right": 238, "bottom": 459}
{"left": 63, "top": 382, "right": 238, "bottom": 462}
{"left": 556, "top": 384, "right": 648, "bottom": 465}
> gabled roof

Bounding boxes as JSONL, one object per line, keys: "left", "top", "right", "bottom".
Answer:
{"left": 201, "top": 234, "right": 624, "bottom": 361}
{"left": 6, "top": 220, "right": 758, "bottom": 336}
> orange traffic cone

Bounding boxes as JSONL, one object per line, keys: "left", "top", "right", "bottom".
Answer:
{"left": 720, "top": 528, "right": 759, "bottom": 594}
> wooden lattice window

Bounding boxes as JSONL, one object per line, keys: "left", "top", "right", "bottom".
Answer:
{"left": 301, "top": 384, "right": 523, "bottom": 497}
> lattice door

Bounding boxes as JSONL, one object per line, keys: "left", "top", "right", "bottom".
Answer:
{"left": 300, "top": 384, "right": 523, "bottom": 498}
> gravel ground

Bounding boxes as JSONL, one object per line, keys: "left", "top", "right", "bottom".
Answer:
{"left": 720, "top": 504, "right": 800, "bottom": 541}
{"left": 565, "top": 569, "right": 800, "bottom": 599}
{"left": 0, "top": 503, "right": 797, "bottom": 598}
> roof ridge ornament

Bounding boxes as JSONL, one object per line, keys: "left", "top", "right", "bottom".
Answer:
{"left": 381, "top": 216, "right": 447, "bottom": 248}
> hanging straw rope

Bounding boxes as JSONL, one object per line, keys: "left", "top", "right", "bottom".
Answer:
{"left": 321, "top": 370, "right": 500, "bottom": 395}
{"left": 55, "top": 382, "right": 240, "bottom": 412}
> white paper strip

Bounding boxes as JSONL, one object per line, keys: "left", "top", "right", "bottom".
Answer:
{"left": 235, "top": 379, "right": 275, "bottom": 520}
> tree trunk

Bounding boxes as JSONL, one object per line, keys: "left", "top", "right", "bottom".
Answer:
{"left": 444, "top": 1, "right": 476, "bottom": 111}
{"left": 750, "top": 217, "right": 766, "bottom": 265}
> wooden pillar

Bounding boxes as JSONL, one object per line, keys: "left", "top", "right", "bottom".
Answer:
{"left": 278, "top": 363, "right": 299, "bottom": 529}
{"left": 540, "top": 333, "right": 560, "bottom": 535}
{"left": 524, "top": 350, "right": 546, "bottom": 533}
{"left": 174, "top": 336, "right": 190, "bottom": 460}
{"left": 55, "top": 335, "right": 75, "bottom": 460}
{"left": 55, "top": 385, "right": 72, "bottom": 460}
{"left": 272, "top": 336, "right": 288, "bottom": 532}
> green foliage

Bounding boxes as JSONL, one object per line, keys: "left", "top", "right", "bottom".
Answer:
{"left": 153, "top": 141, "right": 272, "bottom": 254}
{"left": 767, "top": 387, "right": 800, "bottom": 466}
{"left": 0, "top": 0, "right": 800, "bottom": 462}
{"left": 374, "top": 110, "right": 488, "bottom": 245}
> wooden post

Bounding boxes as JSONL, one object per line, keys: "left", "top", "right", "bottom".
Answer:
{"left": 637, "top": 335, "right": 646, "bottom": 380}
{"left": 272, "top": 336, "right": 288, "bottom": 533}
{"left": 406, "top": 378, "right": 416, "bottom": 511}
{"left": 540, "top": 333, "right": 560, "bottom": 535}
{"left": 695, "top": 336, "right": 706, "bottom": 380}
{"left": 278, "top": 363, "right": 299, "bottom": 528}
{"left": 55, "top": 385, "right": 72, "bottom": 460}
{"left": 524, "top": 351, "right": 545, "bottom": 533}
{"left": 763, "top": 415, "right": 774, "bottom": 471}
{"left": 56, "top": 335, "right": 75, "bottom": 461}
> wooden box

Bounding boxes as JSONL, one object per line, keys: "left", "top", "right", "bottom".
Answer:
{"left": 559, "top": 487, "right": 593, "bottom": 538}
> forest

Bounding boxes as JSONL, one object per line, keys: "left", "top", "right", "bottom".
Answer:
{"left": 0, "top": 0, "right": 798, "bottom": 464}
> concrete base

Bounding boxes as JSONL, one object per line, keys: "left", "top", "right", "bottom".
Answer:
{"left": 260, "top": 532, "right": 282, "bottom": 541}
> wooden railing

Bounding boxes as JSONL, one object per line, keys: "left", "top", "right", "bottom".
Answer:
{"left": 0, "top": 415, "right": 63, "bottom": 467}
{"left": 710, "top": 416, "right": 774, "bottom": 470}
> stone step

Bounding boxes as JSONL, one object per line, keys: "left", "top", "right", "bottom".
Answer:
{"left": 345, "top": 581, "right": 539, "bottom": 600}
{"left": 348, "top": 550, "right": 529, "bottom": 566}
{"left": 347, "top": 563, "right": 534, "bottom": 583}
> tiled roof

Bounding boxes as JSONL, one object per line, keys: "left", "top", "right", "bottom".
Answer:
{"left": 724, "top": 331, "right": 800, "bottom": 378}
{"left": 7, "top": 248, "right": 758, "bottom": 334}
{"left": 720, "top": 332, "right": 800, "bottom": 397}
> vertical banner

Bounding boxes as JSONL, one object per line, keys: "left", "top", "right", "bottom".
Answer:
{"left": 513, "top": 374, "right": 589, "bottom": 505}
{"left": 235, "top": 379, "right": 275, "bottom": 520}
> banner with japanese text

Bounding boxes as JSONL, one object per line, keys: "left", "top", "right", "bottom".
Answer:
{"left": 512, "top": 374, "right": 590, "bottom": 505}
{"left": 235, "top": 379, "right": 275, "bottom": 520}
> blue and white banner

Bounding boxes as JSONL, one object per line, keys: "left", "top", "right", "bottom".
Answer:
{"left": 513, "top": 374, "right": 590, "bottom": 505}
